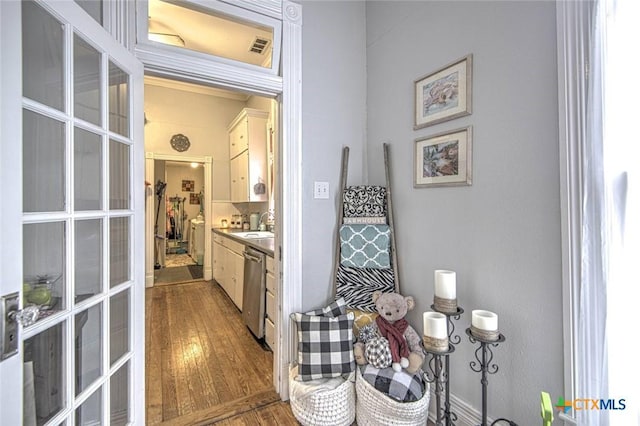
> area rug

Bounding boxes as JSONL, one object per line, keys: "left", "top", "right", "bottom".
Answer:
{"left": 188, "top": 265, "right": 204, "bottom": 279}
{"left": 154, "top": 264, "right": 204, "bottom": 285}
{"left": 165, "top": 253, "right": 196, "bottom": 268}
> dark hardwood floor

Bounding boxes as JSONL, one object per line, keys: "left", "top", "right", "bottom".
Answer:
{"left": 145, "top": 280, "right": 297, "bottom": 425}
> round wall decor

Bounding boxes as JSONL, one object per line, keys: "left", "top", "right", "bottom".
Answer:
{"left": 170, "top": 133, "right": 191, "bottom": 152}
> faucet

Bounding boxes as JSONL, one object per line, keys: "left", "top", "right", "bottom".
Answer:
{"left": 259, "top": 211, "right": 275, "bottom": 232}
{"left": 259, "top": 212, "right": 269, "bottom": 230}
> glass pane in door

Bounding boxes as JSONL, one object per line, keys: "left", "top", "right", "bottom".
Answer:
{"left": 74, "top": 34, "right": 102, "bottom": 126}
{"left": 23, "top": 222, "right": 66, "bottom": 316}
{"left": 110, "top": 289, "right": 129, "bottom": 364}
{"left": 22, "top": 0, "right": 64, "bottom": 111}
{"left": 110, "top": 362, "right": 129, "bottom": 426}
{"left": 74, "top": 127, "right": 102, "bottom": 211}
{"left": 23, "top": 110, "right": 65, "bottom": 213}
{"left": 109, "top": 61, "right": 129, "bottom": 137}
{"left": 23, "top": 322, "right": 66, "bottom": 426}
{"left": 109, "top": 217, "right": 129, "bottom": 287}
{"left": 75, "top": 387, "right": 102, "bottom": 426}
{"left": 75, "top": 304, "right": 102, "bottom": 395}
{"left": 74, "top": 219, "right": 103, "bottom": 300}
{"left": 109, "top": 140, "right": 130, "bottom": 210}
{"left": 74, "top": 0, "right": 103, "bottom": 25}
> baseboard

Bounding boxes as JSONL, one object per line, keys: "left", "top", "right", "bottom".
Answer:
{"left": 146, "top": 272, "right": 154, "bottom": 287}
{"left": 428, "top": 389, "right": 493, "bottom": 426}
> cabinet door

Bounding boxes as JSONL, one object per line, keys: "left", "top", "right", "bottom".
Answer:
{"left": 230, "top": 152, "right": 249, "bottom": 202}
{"left": 212, "top": 241, "right": 225, "bottom": 285}
{"left": 229, "top": 250, "right": 245, "bottom": 310}
{"left": 229, "top": 120, "right": 248, "bottom": 159}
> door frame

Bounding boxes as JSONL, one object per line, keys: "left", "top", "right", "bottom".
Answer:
{"left": 145, "top": 153, "right": 213, "bottom": 286}
{"left": 135, "top": 0, "right": 302, "bottom": 399}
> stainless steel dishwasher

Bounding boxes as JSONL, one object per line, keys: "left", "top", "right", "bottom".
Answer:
{"left": 242, "top": 246, "right": 266, "bottom": 338}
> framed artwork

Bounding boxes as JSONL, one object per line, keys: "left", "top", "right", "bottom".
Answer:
{"left": 414, "top": 54, "right": 472, "bottom": 129}
{"left": 414, "top": 126, "right": 472, "bottom": 188}
{"left": 182, "top": 180, "right": 194, "bottom": 192}
{"left": 189, "top": 192, "right": 200, "bottom": 204}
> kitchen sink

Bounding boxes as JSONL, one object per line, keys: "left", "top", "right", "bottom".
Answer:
{"left": 233, "top": 231, "right": 274, "bottom": 239}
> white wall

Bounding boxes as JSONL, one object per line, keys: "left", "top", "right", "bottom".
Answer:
{"left": 144, "top": 84, "right": 246, "bottom": 200}
{"left": 365, "top": 1, "right": 562, "bottom": 422}
{"left": 299, "top": 0, "right": 368, "bottom": 310}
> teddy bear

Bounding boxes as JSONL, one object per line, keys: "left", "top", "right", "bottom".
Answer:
{"left": 353, "top": 291, "right": 425, "bottom": 374}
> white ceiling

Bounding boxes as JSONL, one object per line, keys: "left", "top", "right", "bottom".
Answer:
{"left": 148, "top": 0, "right": 273, "bottom": 68}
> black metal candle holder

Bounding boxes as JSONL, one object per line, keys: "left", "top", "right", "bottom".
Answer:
{"left": 466, "top": 328, "right": 510, "bottom": 426}
{"left": 422, "top": 342, "right": 455, "bottom": 426}
{"left": 430, "top": 305, "right": 464, "bottom": 426}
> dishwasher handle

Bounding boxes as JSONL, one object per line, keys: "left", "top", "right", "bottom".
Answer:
{"left": 243, "top": 251, "right": 263, "bottom": 263}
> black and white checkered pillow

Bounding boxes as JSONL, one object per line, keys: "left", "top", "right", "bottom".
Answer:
{"left": 305, "top": 297, "right": 347, "bottom": 317}
{"left": 293, "top": 312, "right": 355, "bottom": 380}
{"left": 360, "top": 364, "right": 425, "bottom": 402}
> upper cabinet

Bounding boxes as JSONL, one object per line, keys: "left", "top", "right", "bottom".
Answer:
{"left": 228, "top": 108, "right": 269, "bottom": 202}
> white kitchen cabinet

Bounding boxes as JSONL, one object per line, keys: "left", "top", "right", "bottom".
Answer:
{"left": 212, "top": 240, "right": 225, "bottom": 288}
{"left": 228, "top": 108, "right": 269, "bottom": 203}
{"left": 212, "top": 232, "right": 245, "bottom": 311}
{"left": 265, "top": 254, "right": 277, "bottom": 350}
{"left": 230, "top": 151, "right": 249, "bottom": 203}
{"left": 228, "top": 249, "right": 244, "bottom": 310}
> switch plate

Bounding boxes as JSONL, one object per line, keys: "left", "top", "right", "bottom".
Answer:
{"left": 314, "top": 181, "right": 329, "bottom": 199}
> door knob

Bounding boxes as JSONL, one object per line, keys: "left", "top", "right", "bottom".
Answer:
{"left": 8, "top": 305, "right": 40, "bottom": 327}
{"left": 2, "top": 292, "right": 40, "bottom": 360}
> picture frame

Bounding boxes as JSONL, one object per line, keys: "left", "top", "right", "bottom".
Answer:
{"left": 414, "top": 54, "right": 472, "bottom": 129}
{"left": 182, "top": 180, "right": 194, "bottom": 192}
{"left": 414, "top": 126, "right": 472, "bottom": 188}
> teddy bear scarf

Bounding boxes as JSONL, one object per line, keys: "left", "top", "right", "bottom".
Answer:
{"left": 375, "top": 316, "right": 410, "bottom": 363}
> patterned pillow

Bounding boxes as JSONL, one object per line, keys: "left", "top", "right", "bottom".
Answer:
{"left": 340, "top": 224, "right": 391, "bottom": 269}
{"left": 293, "top": 312, "right": 355, "bottom": 380}
{"left": 348, "top": 309, "right": 379, "bottom": 336}
{"left": 305, "top": 297, "right": 347, "bottom": 318}
{"left": 360, "top": 364, "right": 425, "bottom": 402}
{"left": 337, "top": 266, "right": 395, "bottom": 312}
{"left": 343, "top": 185, "right": 387, "bottom": 218}
{"left": 365, "top": 337, "right": 392, "bottom": 369}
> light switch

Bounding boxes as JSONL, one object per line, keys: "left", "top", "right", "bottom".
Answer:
{"left": 314, "top": 181, "right": 329, "bottom": 199}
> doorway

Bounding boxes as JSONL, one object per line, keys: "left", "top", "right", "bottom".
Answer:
{"left": 143, "top": 76, "right": 281, "bottom": 423}
{"left": 152, "top": 160, "right": 205, "bottom": 285}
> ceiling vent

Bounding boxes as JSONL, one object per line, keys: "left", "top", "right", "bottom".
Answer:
{"left": 249, "top": 37, "right": 270, "bottom": 54}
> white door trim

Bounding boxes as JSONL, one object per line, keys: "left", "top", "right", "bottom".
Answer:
{"left": 277, "top": 0, "right": 303, "bottom": 400}
{"left": 144, "top": 153, "right": 213, "bottom": 287}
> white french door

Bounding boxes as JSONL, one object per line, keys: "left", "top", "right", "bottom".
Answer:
{"left": 0, "top": 1, "right": 144, "bottom": 425}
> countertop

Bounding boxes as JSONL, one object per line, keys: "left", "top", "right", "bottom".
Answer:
{"left": 212, "top": 228, "right": 275, "bottom": 257}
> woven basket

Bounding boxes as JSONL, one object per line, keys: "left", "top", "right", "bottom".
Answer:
{"left": 355, "top": 367, "right": 431, "bottom": 426}
{"left": 289, "top": 365, "right": 356, "bottom": 426}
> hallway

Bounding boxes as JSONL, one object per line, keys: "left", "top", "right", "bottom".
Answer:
{"left": 145, "top": 281, "right": 295, "bottom": 424}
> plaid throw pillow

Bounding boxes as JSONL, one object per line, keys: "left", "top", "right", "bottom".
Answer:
{"left": 360, "top": 364, "right": 425, "bottom": 402}
{"left": 293, "top": 312, "right": 355, "bottom": 380}
{"left": 305, "top": 297, "right": 347, "bottom": 317}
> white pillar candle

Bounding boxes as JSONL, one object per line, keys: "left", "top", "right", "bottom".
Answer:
{"left": 434, "top": 270, "right": 456, "bottom": 299}
{"left": 472, "top": 310, "right": 498, "bottom": 331}
{"left": 423, "top": 312, "right": 448, "bottom": 339}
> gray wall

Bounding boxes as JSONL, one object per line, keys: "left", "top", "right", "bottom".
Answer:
{"left": 300, "top": 1, "right": 367, "bottom": 310}
{"left": 365, "top": 1, "right": 563, "bottom": 421}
